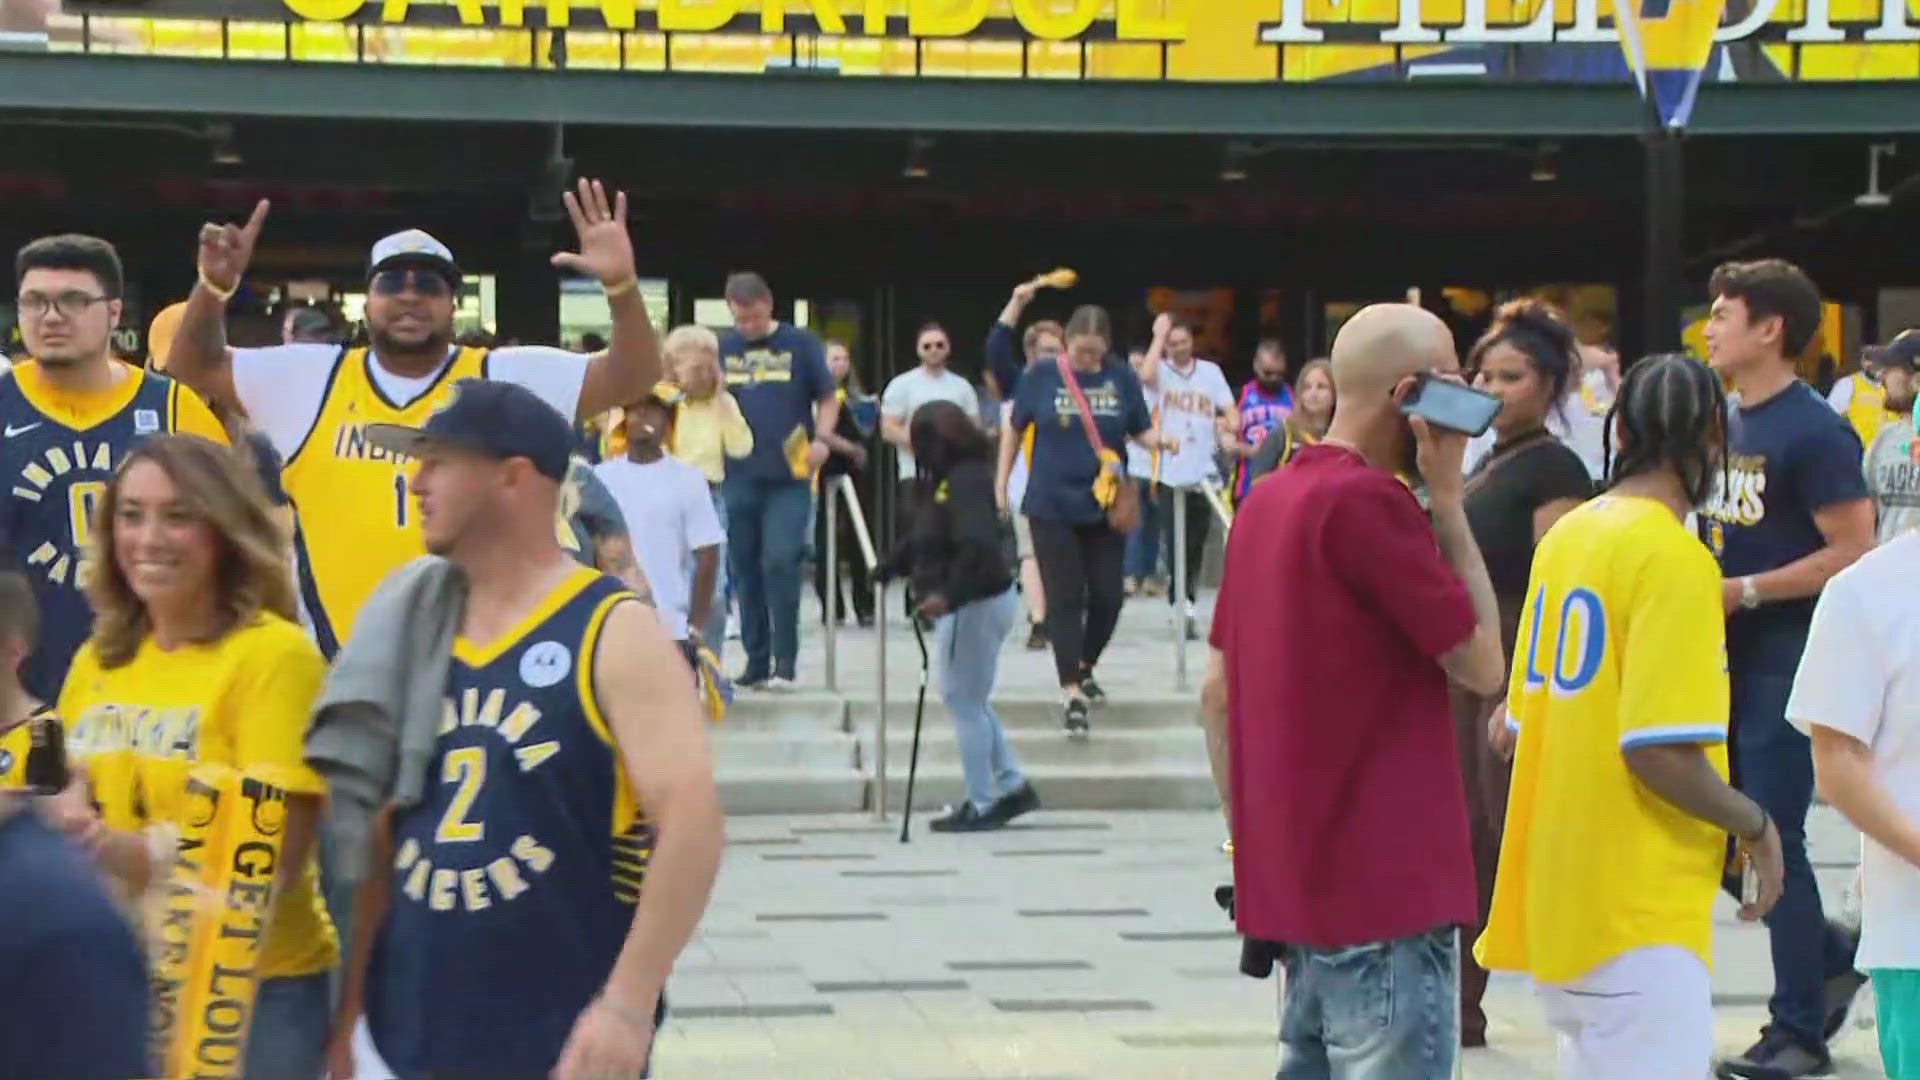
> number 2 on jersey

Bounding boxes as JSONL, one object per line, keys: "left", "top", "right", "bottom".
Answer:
{"left": 435, "top": 746, "right": 486, "bottom": 843}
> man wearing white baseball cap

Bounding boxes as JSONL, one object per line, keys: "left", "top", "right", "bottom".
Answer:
{"left": 163, "top": 178, "right": 660, "bottom": 660}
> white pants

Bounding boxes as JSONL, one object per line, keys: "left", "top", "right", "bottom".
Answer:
{"left": 1535, "top": 945, "right": 1713, "bottom": 1080}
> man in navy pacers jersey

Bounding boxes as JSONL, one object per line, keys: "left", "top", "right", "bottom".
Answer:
{"left": 0, "top": 234, "right": 226, "bottom": 700}
{"left": 345, "top": 380, "right": 724, "bottom": 1080}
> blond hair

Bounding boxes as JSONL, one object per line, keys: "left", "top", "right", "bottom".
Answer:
{"left": 85, "top": 434, "right": 299, "bottom": 669}
{"left": 663, "top": 324, "right": 719, "bottom": 371}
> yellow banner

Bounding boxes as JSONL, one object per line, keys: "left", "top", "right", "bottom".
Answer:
{"left": 55, "top": 0, "right": 1920, "bottom": 81}
{"left": 145, "top": 765, "right": 289, "bottom": 1080}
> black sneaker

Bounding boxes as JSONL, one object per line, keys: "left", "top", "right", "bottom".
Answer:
{"left": 1079, "top": 676, "right": 1107, "bottom": 706}
{"left": 929, "top": 802, "right": 1003, "bottom": 833}
{"left": 736, "top": 670, "right": 770, "bottom": 691}
{"left": 1025, "top": 622, "right": 1049, "bottom": 651}
{"left": 1824, "top": 919, "right": 1867, "bottom": 1040}
{"left": 1063, "top": 697, "right": 1091, "bottom": 738}
{"left": 988, "top": 783, "right": 1040, "bottom": 825}
{"left": 1716, "top": 1029, "right": 1834, "bottom": 1079}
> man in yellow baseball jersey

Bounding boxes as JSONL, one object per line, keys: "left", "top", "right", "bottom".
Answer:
{"left": 1477, "top": 353, "right": 1786, "bottom": 1079}
{"left": 162, "top": 179, "right": 660, "bottom": 657}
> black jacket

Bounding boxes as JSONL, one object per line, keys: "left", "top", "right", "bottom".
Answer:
{"left": 882, "top": 458, "right": 1013, "bottom": 610}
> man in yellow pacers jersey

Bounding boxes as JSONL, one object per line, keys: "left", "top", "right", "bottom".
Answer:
{"left": 329, "top": 379, "right": 722, "bottom": 1080}
{"left": 162, "top": 179, "right": 660, "bottom": 658}
{"left": 1, "top": 234, "right": 227, "bottom": 700}
{"left": 1477, "top": 352, "right": 1786, "bottom": 1078}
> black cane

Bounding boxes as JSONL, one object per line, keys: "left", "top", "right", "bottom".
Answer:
{"left": 898, "top": 606, "right": 931, "bottom": 843}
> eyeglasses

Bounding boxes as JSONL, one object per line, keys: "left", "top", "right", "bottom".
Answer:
{"left": 370, "top": 269, "right": 452, "bottom": 298}
{"left": 17, "top": 291, "right": 110, "bottom": 319}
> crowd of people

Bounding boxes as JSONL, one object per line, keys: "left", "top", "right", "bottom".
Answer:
{"left": 2, "top": 171, "right": 1919, "bottom": 1080}
{"left": 1203, "top": 260, "right": 1920, "bottom": 1079}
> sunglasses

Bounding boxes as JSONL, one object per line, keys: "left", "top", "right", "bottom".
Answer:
{"left": 370, "top": 269, "right": 453, "bottom": 298}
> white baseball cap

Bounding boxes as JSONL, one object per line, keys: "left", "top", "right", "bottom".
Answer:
{"left": 368, "top": 229, "right": 460, "bottom": 283}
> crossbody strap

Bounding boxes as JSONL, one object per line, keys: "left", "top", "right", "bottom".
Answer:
{"left": 1056, "top": 356, "right": 1108, "bottom": 459}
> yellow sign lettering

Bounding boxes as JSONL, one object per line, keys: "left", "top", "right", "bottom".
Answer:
{"left": 282, "top": 0, "right": 364, "bottom": 18}
{"left": 764, "top": 0, "right": 847, "bottom": 34}
{"left": 909, "top": 0, "right": 988, "bottom": 37}
{"left": 659, "top": 0, "right": 734, "bottom": 32}
{"left": 1010, "top": 0, "right": 1100, "bottom": 40}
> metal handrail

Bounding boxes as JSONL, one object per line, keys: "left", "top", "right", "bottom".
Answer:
{"left": 819, "top": 474, "right": 892, "bottom": 822}
{"left": 1170, "top": 479, "right": 1234, "bottom": 691}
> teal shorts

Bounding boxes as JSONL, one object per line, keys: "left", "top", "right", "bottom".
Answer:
{"left": 1873, "top": 969, "right": 1920, "bottom": 1079}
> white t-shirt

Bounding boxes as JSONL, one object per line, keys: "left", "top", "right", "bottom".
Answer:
{"left": 1786, "top": 530, "right": 1920, "bottom": 971}
{"left": 591, "top": 455, "right": 725, "bottom": 641}
{"left": 1000, "top": 401, "right": 1030, "bottom": 512}
{"left": 1145, "top": 358, "right": 1233, "bottom": 489}
{"left": 230, "top": 342, "right": 590, "bottom": 461}
{"left": 1462, "top": 393, "right": 1607, "bottom": 482}
{"left": 880, "top": 366, "right": 980, "bottom": 479}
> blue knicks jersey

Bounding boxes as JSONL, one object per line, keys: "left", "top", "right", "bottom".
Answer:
{"left": 369, "top": 567, "right": 653, "bottom": 1078}
{"left": 0, "top": 362, "right": 208, "bottom": 700}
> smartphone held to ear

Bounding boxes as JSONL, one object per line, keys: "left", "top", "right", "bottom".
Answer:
{"left": 1398, "top": 372, "right": 1503, "bottom": 438}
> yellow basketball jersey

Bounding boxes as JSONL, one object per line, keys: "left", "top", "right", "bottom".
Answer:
{"left": 1843, "top": 372, "right": 1895, "bottom": 450}
{"left": 281, "top": 346, "right": 487, "bottom": 655}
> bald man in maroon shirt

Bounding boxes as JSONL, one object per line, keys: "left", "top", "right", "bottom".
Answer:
{"left": 1202, "top": 304, "right": 1505, "bottom": 1079}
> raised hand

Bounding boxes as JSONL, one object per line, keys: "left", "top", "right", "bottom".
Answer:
{"left": 197, "top": 199, "right": 269, "bottom": 293}
{"left": 550, "top": 178, "right": 635, "bottom": 288}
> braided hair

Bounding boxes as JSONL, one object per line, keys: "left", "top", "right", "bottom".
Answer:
{"left": 1602, "top": 352, "right": 1727, "bottom": 507}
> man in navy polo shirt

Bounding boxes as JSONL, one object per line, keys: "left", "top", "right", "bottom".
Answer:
{"left": 717, "top": 272, "right": 839, "bottom": 691}
{"left": 1701, "top": 259, "right": 1875, "bottom": 1080}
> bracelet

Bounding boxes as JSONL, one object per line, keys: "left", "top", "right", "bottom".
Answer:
{"left": 602, "top": 277, "right": 639, "bottom": 298}
{"left": 197, "top": 271, "right": 237, "bottom": 302}
{"left": 1741, "top": 806, "right": 1771, "bottom": 844}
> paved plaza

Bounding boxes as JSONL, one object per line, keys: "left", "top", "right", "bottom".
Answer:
{"left": 634, "top": 809, "right": 1883, "bottom": 1079}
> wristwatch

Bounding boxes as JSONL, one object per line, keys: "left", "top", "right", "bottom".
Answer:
{"left": 1738, "top": 576, "right": 1762, "bottom": 610}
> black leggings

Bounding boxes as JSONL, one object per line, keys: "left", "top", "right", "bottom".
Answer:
{"left": 813, "top": 483, "right": 874, "bottom": 624}
{"left": 1028, "top": 516, "right": 1126, "bottom": 688}
{"left": 1155, "top": 484, "right": 1212, "bottom": 605}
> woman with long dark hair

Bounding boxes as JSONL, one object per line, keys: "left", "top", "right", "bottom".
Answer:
{"left": 815, "top": 338, "right": 877, "bottom": 626}
{"left": 1008, "top": 304, "right": 1166, "bottom": 735}
{"left": 1453, "top": 299, "right": 1593, "bottom": 1046}
{"left": 884, "top": 400, "right": 1037, "bottom": 831}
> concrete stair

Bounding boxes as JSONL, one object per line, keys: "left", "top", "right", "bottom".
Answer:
{"left": 712, "top": 692, "right": 1217, "bottom": 816}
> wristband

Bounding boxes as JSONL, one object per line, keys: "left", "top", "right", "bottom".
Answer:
{"left": 198, "top": 272, "right": 238, "bottom": 302}
{"left": 602, "top": 277, "right": 639, "bottom": 299}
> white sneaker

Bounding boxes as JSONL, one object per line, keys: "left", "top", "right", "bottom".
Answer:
{"left": 765, "top": 676, "right": 796, "bottom": 693}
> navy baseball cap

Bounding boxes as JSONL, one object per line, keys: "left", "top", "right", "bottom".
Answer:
{"left": 1865, "top": 328, "right": 1920, "bottom": 372}
{"left": 363, "top": 378, "right": 572, "bottom": 482}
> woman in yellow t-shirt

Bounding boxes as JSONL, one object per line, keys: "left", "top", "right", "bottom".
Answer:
{"left": 56, "top": 433, "right": 336, "bottom": 1079}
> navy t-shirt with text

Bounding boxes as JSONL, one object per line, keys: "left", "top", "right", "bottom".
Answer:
{"left": 1010, "top": 358, "right": 1151, "bottom": 525}
{"left": 1700, "top": 379, "right": 1866, "bottom": 666}
{"left": 717, "top": 323, "right": 832, "bottom": 484}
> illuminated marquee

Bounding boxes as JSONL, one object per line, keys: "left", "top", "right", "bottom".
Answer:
{"left": 262, "top": 0, "right": 1920, "bottom": 45}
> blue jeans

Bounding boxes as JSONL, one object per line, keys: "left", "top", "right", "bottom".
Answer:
{"left": 1276, "top": 927, "right": 1458, "bottom": 1080}
{"left": 246, "top": 971, "right": 331, "bottom": 1080}
{"left": 1122, "top": 477, "right": 1160, "bottom": 580}
{"left": 936, "top": 587, "right": 1025, "bottom": 812}
{"left": 723, "top": 476, "right": 812, "bottom": 681}
{"left": 701, "top": 483, "right": 729, "bottom": 658}
{"left": 1722, "top": 665, "right": 1840, "bottom": 1049}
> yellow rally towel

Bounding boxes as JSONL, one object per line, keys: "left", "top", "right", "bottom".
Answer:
{"left": 145, "top": 764, "right": 290, "bottom": 1080}
{"left": 1093, "top": 448, "right": 1124, "bottom": 509}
